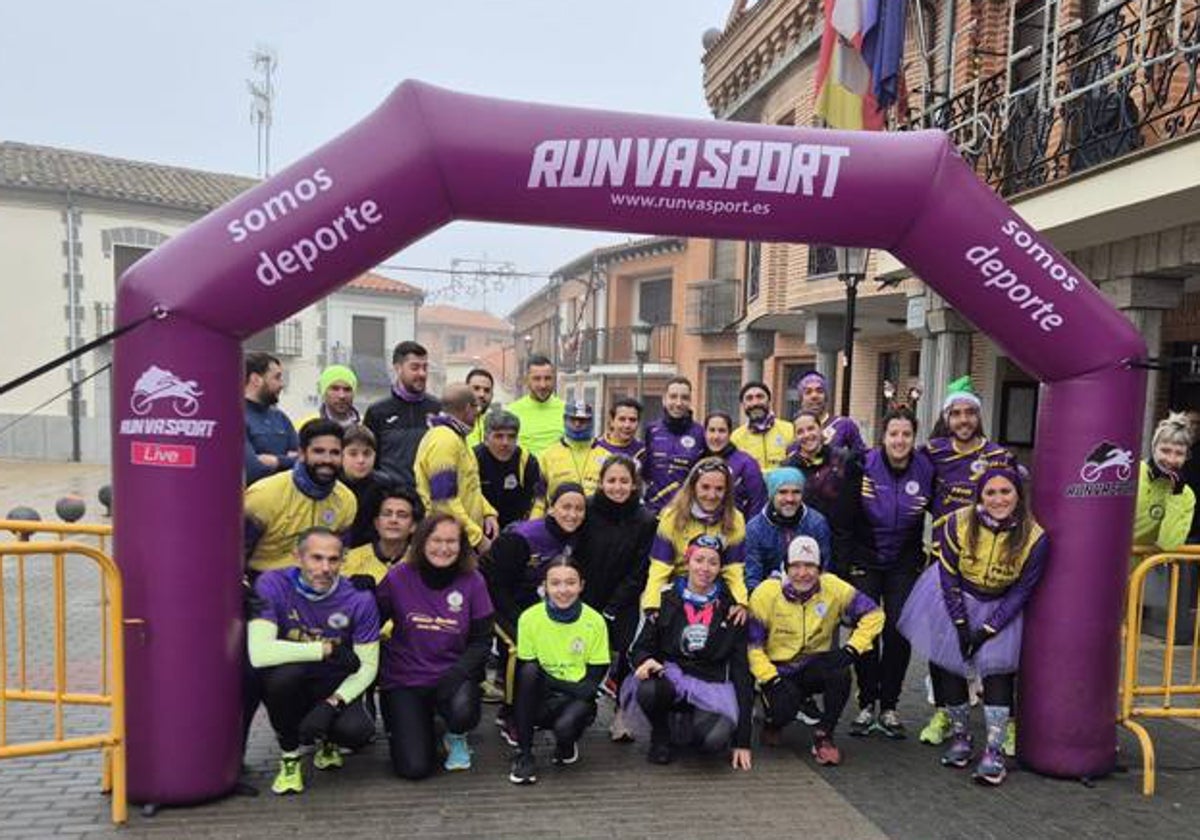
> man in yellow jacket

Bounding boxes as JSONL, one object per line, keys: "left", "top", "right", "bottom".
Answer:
{"left": 731, "top": 381, "right": 794, "bottom": 472}
{"left": 414, "top": 384, "right": 499, "bottom": 554}
{"left": 245, "top": 419, "right": 358, "bottom": 574}
{"left": 749, "top": 535, "right": 883, "bottom": 766}
{"left": 532, "top": 401, "right": 594, "bottom": 515}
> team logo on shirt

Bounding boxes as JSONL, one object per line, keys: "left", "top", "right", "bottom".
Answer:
{"left": 970, "top": 459, "right": 988, "bottom": 479}
{"left": 503, "top": 474, "right": 519, "bottom": 490}
{"left": 681, "top": 435, "right": 696, "bottom": 449}
{"left": 446, "top": 590, "right": 464, "bottom": 612}
{"left": 905, "top": 480, "right": 920, "bottom": 496}
{"left": 322, "top": 510, "right": 336, "bottom": 524}
{"left": 327, "top": 612, "right": 350, "bottom": 630}
{"left": 1149, "top": 504, "right": 1165, "bottom": 522}
{"left": 570, "top": 637, "right": 585, "bottom": 654}
{"left": 814, "top": 602, "right": 827, "bottom": 619}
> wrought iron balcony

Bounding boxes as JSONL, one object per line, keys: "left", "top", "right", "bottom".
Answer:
{"left": 898, "top": 0, "right": 1200, "bottom": 198}
{"left": 686, "top": 280, "right": 738, "bottom": 334}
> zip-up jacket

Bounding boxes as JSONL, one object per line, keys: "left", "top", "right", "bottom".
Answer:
{"left": 643, "top": 417, "right": 705, "bottom": 513}
{"left": 474, "top": 443, "right": 540, "bottom": 529}
{"left": 577, "top": 493, "right": 657, "bottom": 617}
{"left": 630, "top": 587, "right": 754, "bottom": 748}
{"left": 731, "top": 418, "right": 795, "bottom": 472}
{"left": 1134, "top": 460, "right": 1197, "bottom": 551}
{"left": 934, "top": 507, "right": 1048, "bottom": 634}
{"left": 533, "top": 437, "right": 595, "bottom": 515}
{"left": 784, "top": 445, "right": 851, "bottom": 520}
{"left": 926, "top": 436, "right": 1017, "bottom": 521}
{"left": 483, "top": 516, "right": 577, "bottom": 637}
{"left": 582, "top": 435, "right": 646, "bottom": 492}
{"left": 244, "top": 399, "right": 299, "bottom": 485}
{"left": 244, "top": 464, "right": 357, "bottom": 573}
{"left": 743, "top": 504, "right": 832, "bottom": 592}
{"left": 643, "top": 507, "right": 747, "bottom": 610}
{"left": 832, "top": 448, "right": 933, "bottom": 574}
{"left": 363, "top": 390, "right": 441, "bottom": 489}
{"left": 747, "top": 575, "right": 882, "bottom": 682}
{"left": 414, "top": 415, "right": 497, "bottom": 548}
{"left": 705, "top": 445, "right": 768, "bottom": 521}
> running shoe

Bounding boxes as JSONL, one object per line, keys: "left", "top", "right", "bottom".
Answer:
{"left": 973, "top": 747, "right": 1008, "bottom": 786}
{"left": 810, "top": 729, "right": 841, "bottom": 766}
{"left": 271, "top": 754, "right": 304, "bottom": 795}
{"left": 480, "top": 679, "right": 506, "bottom": 705}
{"left": 940, "top": 732, "right": 973, "bottom": 768}
{"left": 312, "top": 741, "right": 343, "bottom": 771}
{"left": 552, "top": 740, "right": 580, "bottom": 766}
{"left": 849, "top": 706, "right": 875, "bottom": 737}
{"left": 796, "top": 696, "right": 823, "bottom": 726}
{"left": 443, "top": 733, "right": 472, "bottom": 771}
{"left": 876, "top": 709, "right": 907, "bottom": 740}
{"left": 495, "top": 709, "right": 519, "bottom": 748}
{"left": 647, "top": 740, "right": 673, "bottom": 765}
{"left": 1002, "top": 719, "right": 1017, "bottom": 758}
{"left": 920, "top": 709, "right": 951, "bottom": 745}
{"left": 509, "top": 751, "right": 537, "bottom": 785}
{"left": 609, "top": 707, "right": 634, "bottom": 742}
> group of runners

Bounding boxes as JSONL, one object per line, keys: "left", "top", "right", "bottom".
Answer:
{"left": 239, "top": 339, "right": 1198, "bottom": 794}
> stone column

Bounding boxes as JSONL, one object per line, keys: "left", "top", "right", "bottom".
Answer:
{"left": 1099, "top": 275, "right": 1186, "bottom": 455}
{"left": 737, "top": 327, "right": 773, "bottom": 384}
{"left": 804, "top": 313, "right": 845, "bottom": 395}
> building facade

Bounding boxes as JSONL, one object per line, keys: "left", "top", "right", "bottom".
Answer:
{"left": 0, "top": 142, "right": 423, "bottom": 461}
{"left": 701, "top": 0, "right": 1200, "bottom": 452}
{"left": 415, "top": 304, "right": 514, "bottom": 398}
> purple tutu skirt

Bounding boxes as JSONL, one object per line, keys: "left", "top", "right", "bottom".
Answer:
{"left": 897, "top": 564, "right": 1023, "bottom": 678}
{"left": 619, "top": 662, "right": 739, "bottom": 741}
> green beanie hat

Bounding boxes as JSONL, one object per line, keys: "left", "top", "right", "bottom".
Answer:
{"left": 941, "top": 375, "right": 981, "bottom": 416}
{"left": 318, "top": 365, "right": 358, "bottom": 396}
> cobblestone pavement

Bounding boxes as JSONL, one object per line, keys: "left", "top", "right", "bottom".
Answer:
{"left": 3, "top": 460, "right": 1200, "bottom": 839}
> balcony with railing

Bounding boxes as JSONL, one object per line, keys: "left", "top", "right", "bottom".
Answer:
{"left": 577, "top": 323, "right": 676, "bottom": 370}
{"left": 686, "top": 280, "right": 738, "bottom": 334}
{"left": 898, "top": 0, "right": 1200, "bottom": 198}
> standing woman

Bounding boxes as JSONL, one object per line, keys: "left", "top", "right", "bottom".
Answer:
{"left": 832, "top": 406, "right": 934, "bottom": 739}
{"left": 701, "top": 412, "right": 768, "bottom": 520}
{"left": 576, "top": 455, "right": 658, "bottom": 741}
{"left": 641, "top": 458, "right": 749, "bottom": 615}
{"left": 483, "top": 483, "right": 587, "bottom": 742}
{"left": 786, "top": 410, "right": 852, "bottom": 520}
{"left": 376, "top": 514, "right": 494, "bottom": 779}
{"left": 509, "top": 557, "right": 610, "bottom": 784}
{"left": 624, "top": 537, "right": 753, "bottom": 769}
{"left": 898, "top": 466, "right": 1047, "bottom": 786}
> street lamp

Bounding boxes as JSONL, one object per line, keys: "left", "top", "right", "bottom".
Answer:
{"left": 836, "top": 246, "right": 870, "bottom": 417}
{"left": 522, "top": 333, "right": 534, "bottom": 395}
{"left": 631, "top": 321, "right": 653, "bottom": 405}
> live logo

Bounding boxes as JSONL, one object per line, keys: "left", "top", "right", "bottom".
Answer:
{"left": 131, "top": 441, "right": 197, "bottom": 468}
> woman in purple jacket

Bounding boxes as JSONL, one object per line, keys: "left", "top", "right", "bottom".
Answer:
{"left": 701, "top": 412, "right": 767, "bottom": 520}
{"left": 832, "top": 406, "right": 934, "bottom": 740}
{"left": 376, "top": 513, "right": 494, "bottom": 779}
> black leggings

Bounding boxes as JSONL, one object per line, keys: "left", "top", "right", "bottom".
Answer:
{"left": 635, "top": 677, "right": 734, "bottom": 753}
{"left": 258, "top": 663, "right": 374, "bottom": 752}
{"left": 513, "top": 661, "right": 596, "bottom": 752}
{"left": 382, "top": 678, "right": 481, "bottom": 780}
{"left": 929, "top": 664, "right": 1015, "bottom": 707}
{"left": 762, "top": 662, "right": 852, "bottom": 733}
{"left": 849, "top": 566, "right": 918, "bottom": 710}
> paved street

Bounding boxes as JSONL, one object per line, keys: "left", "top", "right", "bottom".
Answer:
{"left": 3, "top": 459, "right": 1200, "bottom": 839}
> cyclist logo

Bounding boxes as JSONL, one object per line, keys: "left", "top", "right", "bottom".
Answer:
{"left": 1080, "top": 441, "right": 1133, "bottom": 483}
{"left": 130, "top": 366, "right": 203, "bottom": 417}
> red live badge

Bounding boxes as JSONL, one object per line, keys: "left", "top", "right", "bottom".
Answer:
{"left": 131, "top": 441, "right": 196, "bottom": 468}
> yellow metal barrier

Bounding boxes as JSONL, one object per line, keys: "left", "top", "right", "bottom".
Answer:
{"left": 0, "top": 522, "right": 126, "bottom": 825}
{"left": 1120, "top": 546, "right": 1200, "bottom": 797}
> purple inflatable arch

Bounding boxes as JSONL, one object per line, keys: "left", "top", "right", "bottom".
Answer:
{"left": 113, "top": 82, "right": 1144, "bottom": 803}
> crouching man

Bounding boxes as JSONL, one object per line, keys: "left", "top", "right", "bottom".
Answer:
{"left": 249, "top": 527, "right": 381, "bottom": 794}
{"left": 748, "top": 535, "right": 882, "bottom": 765}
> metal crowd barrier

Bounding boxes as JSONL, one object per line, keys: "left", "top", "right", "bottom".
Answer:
{"left": 0, "top": 520, "right": 126, "bottom": 824}
{"left": 1120, "top": 545, "right": 1200, "bottom": 797}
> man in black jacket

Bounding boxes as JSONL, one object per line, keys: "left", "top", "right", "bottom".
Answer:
{"left": 363, "top": 341, "right": 441, "bottom": 490}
